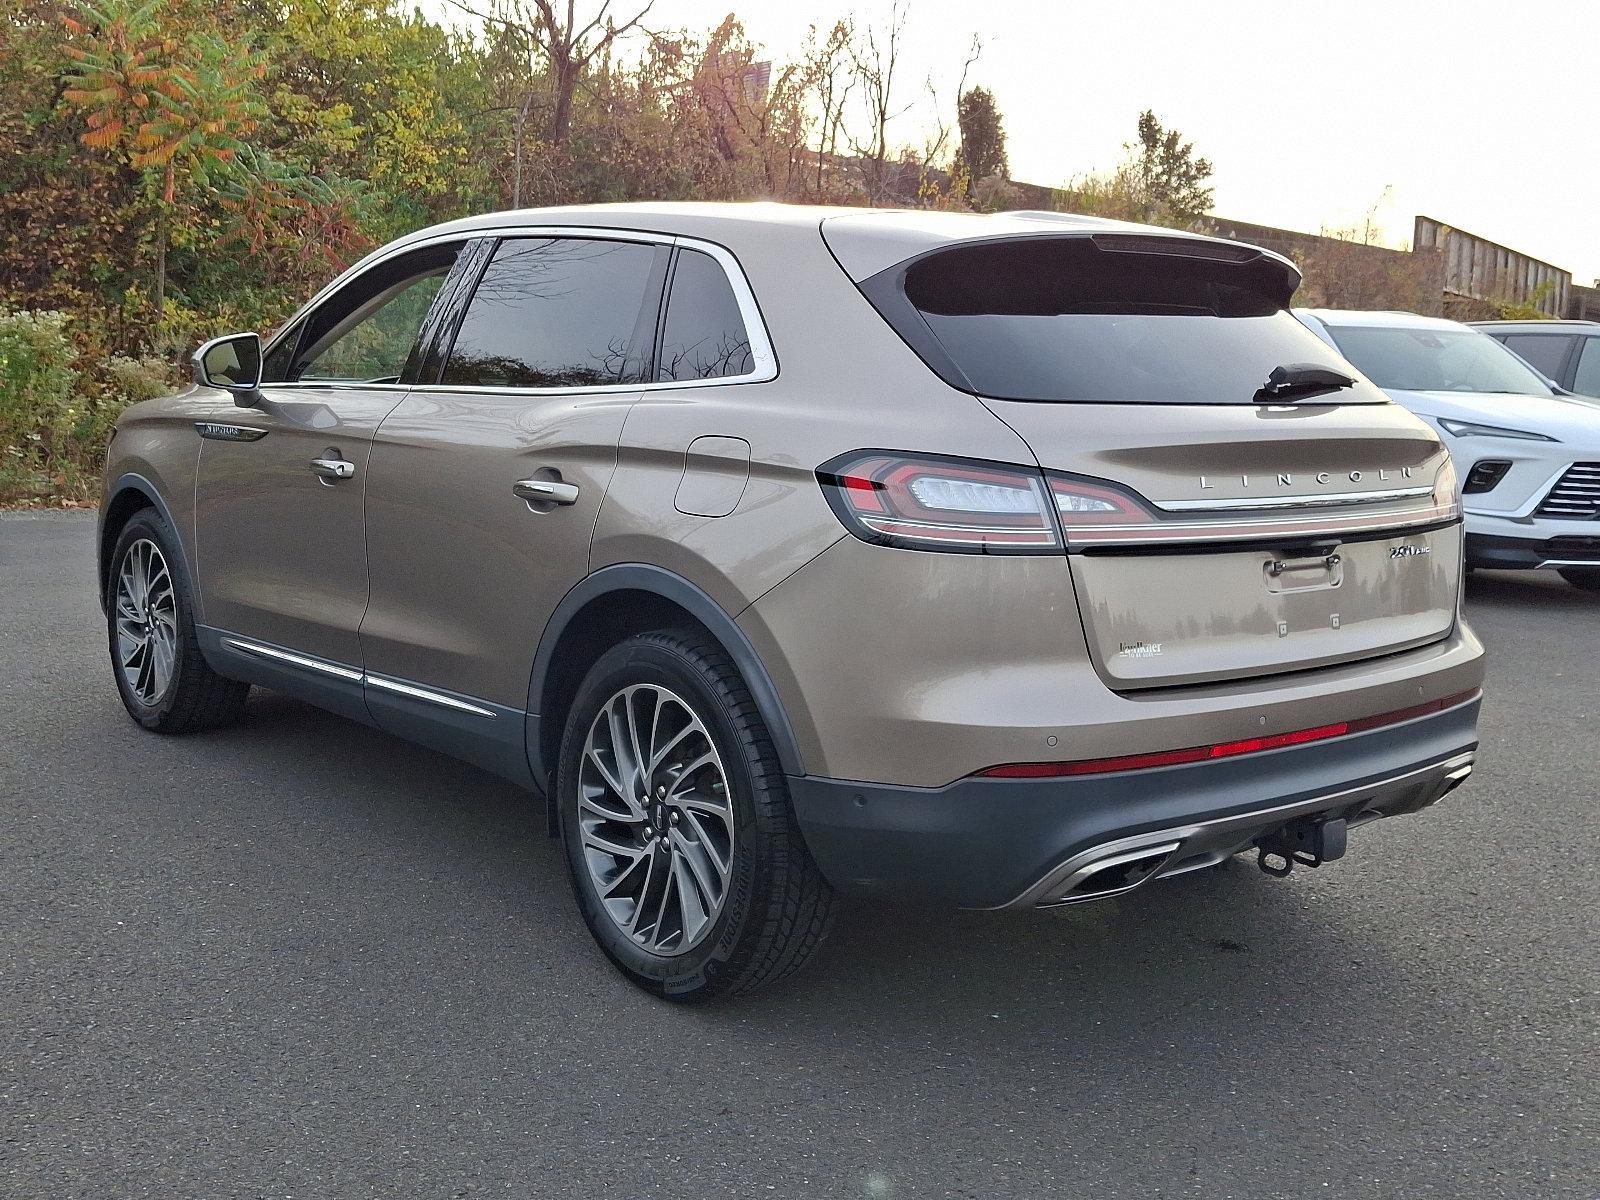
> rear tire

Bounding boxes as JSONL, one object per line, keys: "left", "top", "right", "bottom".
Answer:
{"left": 555, "top": 629, "right": 835, "bottom": 1002}
{"left": 106, "top": 510, "right": 249, "bottom": 733}
{"left": 1557, "top": 567, "right": 1600, "bottom": 592}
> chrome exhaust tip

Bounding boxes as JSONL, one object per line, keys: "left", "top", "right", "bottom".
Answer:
{"left": 1422, "top": 762, "right": 1474, "bottom": 808}
{"left": 1037, "top": 840, "right": 1183, "bottom": 907}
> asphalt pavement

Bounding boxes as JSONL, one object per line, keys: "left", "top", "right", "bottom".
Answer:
{"left": 2, "top": 510, "right": 1595, "bottom": 1198}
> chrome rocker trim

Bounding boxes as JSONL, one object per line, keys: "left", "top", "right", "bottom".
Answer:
{"left": 222, "top": 635, "right": 497, "bottom": 718}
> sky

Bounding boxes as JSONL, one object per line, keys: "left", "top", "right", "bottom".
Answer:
{"left": 432, "top": 0, "right": 1600, "bottom": 284}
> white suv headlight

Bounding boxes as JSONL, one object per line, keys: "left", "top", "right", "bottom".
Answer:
{"left": 1437, "top": 418, "right": 1558, "bottom": 443}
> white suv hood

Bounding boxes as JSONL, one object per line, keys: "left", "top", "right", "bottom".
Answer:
{"left": 1384, "top": 388, "right": 1600, "bottom": 451}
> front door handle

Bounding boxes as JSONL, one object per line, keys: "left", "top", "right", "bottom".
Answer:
{"left": 513, "top": 478, "right": 580, "bottom": 506}
{"left": 310, "top": 456, "right": 356, "bottom": 481}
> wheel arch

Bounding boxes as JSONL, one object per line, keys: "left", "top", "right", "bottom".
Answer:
{"left": 526, "top": 565, "right": 804, "bottom": 811}
{"left": 99, "top": 474, "right": 189, "bottom": 612}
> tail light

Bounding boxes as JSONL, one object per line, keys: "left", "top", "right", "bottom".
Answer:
{"left": 818, "top": 452, "right": 1459, "bottom": 553}
{"left": 817, "top": 452, "right": 1061, "bottom": 553}
{"left": 1046, "top": 473, "right": 1157, "bottom": 542}
{"left": 1432, "top": 455, "right": 1461, "bottom": 514}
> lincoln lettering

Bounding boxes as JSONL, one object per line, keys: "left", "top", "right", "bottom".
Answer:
{"left": 1199, "top": 466, "right": 1415, "bottom": 490}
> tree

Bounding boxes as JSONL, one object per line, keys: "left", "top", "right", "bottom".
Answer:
{"left": 1130, "top": 108, "right": 1213, "bottom": 225}
{"left": 847, "top": 1, "right": 912, "bottom": 204}
{"left": 956, "top": 85, "right": 1006, "bottom": 182}
{"left": 452, "top": 0, "right": 656, "bottom": 202}
{"left": 61, "top": 1, "right": 266, "bottom": 315}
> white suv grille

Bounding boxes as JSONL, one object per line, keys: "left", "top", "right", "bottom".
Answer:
{"left": 1536, "top": 463, "right": 1600, "bottom": 519}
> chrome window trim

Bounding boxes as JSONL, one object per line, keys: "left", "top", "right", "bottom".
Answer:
{"left": 258, "top": 225, "right": 777, "bottom": 396}
{"left": 1155, "top": 484, "right": 1433, "bottom": 512}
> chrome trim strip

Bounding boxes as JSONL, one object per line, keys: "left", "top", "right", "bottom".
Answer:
{"left": 1537, "top": 559, "right": 1600, "bottom": 569}
{"left": 996, "top": 748, "right": 1477, "bottom": 910}
{"left": 222, "top": 635, "right": 498, "bottom": 718}
{"left": 222, "top": 637, "right": 364, "bottom": 682}
{"left": 364, "top": 675, "right": 498, "bottom": 718}
{"left": 1064, "top": 503, "right": 1460, "bottom": 547}
{"left": 258, "top": 226, "right": 778, "bottom": 394}
{"left": 1155, "top": 485, "right": 1432, "bottom": 512}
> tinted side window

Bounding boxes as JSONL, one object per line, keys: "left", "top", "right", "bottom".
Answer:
{"left": 443, "top": 238, "right": 658, "bottom": 388}
{"left": 1575, "top": 338, "right": 1600, "bottom": 398}
{"left": 285, "top": 242, "right": 461, "bottom": 384}
{"left": 658, "top": 249, "right": 754, "bottom": 381}
{"left": 1503, "top": 334, "right": 1573, "bottom": 380}
{"left": 260, "top": 321, "right": 301, "bottom": 384}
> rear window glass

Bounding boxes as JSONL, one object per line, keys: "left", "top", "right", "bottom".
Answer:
{"left": 1326, "top": 327, "right": 1554, "bottom": 396}
{"left": 891, "top": 238, "right": 1362, "bottom": 404}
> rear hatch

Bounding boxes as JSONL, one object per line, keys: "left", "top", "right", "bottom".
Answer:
{"left": 829, "top": 220, "right": 1461, "bottom": 690}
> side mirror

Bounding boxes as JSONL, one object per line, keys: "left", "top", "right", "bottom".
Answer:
{"left": 193, "top": 333, "right": 263, "bottom": 408}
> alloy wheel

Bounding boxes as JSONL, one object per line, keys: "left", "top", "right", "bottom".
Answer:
{"left": 114, "top": 538, "right": 178, "bottom": 706}
{"left": 577, "top": 684, "right": 736, "bottom": 955}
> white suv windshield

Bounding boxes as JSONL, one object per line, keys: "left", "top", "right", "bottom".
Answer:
{"left": 1328, "top": 326, "right": 1554, "bottom": 395}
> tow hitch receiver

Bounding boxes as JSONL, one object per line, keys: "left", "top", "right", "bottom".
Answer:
{"left": 1257, "top": 816, "right": 1348, "bottom": 877}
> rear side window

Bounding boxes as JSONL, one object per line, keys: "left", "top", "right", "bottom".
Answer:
{"left": 863, "top": 236, "right": 1365, "bottom": 404}
{"left": 658, "top": 249, "right": 755, "bottom": 381}
{"left": 443, "top": 238, "right": 659, "bottom": 388}
{"left": 1575, "top": 339, "right": 1600, "bottom": 398}
{"left": 1503, "top": 334, "right": 1573, "bottom": 380}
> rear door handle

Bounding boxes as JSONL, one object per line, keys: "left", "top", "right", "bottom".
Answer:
{"left": 513, "top": 479, "right": 580, "bottom": 506}
{"left": 310, "top": 457, "right": 355, "bottom": 481}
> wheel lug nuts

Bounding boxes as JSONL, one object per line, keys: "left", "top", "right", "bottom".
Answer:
{"left": 670, "top": 812, "right": 680, "bottom": 825}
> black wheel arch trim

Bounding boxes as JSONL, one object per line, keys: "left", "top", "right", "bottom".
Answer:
{"left": 99, "top": 473, "right": 192, "bottom": 615}
{"left": 523, "top": 563, "right": 805, "bottom": 788}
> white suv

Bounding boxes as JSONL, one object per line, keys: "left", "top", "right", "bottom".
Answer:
{"left": 1297, "top": 309, "right": 1600, "bottom": 590}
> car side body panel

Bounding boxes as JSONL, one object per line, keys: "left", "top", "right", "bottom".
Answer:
{"left": 100, "top": 386, "right": 224, "bottom": 617}
{"left": 359, "top": 388, "right": 638, "bottom": 709}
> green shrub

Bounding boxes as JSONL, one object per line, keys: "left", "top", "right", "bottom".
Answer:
{"left": 0, "top": 308, "right": 175, "bottom": 505}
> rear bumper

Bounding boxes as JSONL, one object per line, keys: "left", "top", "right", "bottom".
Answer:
{"left": 788, "top": 695, "right": 1480, "bottom": 909}
{"left": 1466, "top": 530, "right": 1600, "bottom": 570}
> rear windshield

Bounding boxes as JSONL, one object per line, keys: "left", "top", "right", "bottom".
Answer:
{"left": 874, "top": 237, "right": 1371, "bottom": 404}
{"left": 1324, "top": 326, "right": 1555, "bottom": 396}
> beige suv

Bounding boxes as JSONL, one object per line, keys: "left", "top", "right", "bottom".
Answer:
{"left": 99, "top": 204, "right": 1484, "bottom": 1000}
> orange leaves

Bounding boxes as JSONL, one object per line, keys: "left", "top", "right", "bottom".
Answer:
{"left": 58, "top": 1, "right": 264, "bottom": 180}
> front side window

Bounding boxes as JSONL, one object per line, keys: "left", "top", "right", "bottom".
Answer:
{"left": 260, "top": 320, "right": 301, "bottom": 384}
{"left": 1503, "top": 334, "right": 1573, "bottom": 381}
{"left": 442, "top": 237, "right": 659, "bottom": 388}
{"left": 1575, "top": 338, "right": 1600, "bottom": 398}
{"left": 1327, "top": 327, "right": 1555, "bottom": 396}
{"left": 658, "top": 249, "right": 754, "bottom": 381}
{"left": 286, "top": 242, "right": 461, "bottom": 384}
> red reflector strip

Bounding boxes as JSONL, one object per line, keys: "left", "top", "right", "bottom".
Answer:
{"left": 977, "top": 689, "right": 1480, "bottom": 780}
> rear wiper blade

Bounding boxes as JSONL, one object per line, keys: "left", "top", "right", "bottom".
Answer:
{"left": 1255, "top": 362, "right": 1357, "bottom": 403}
